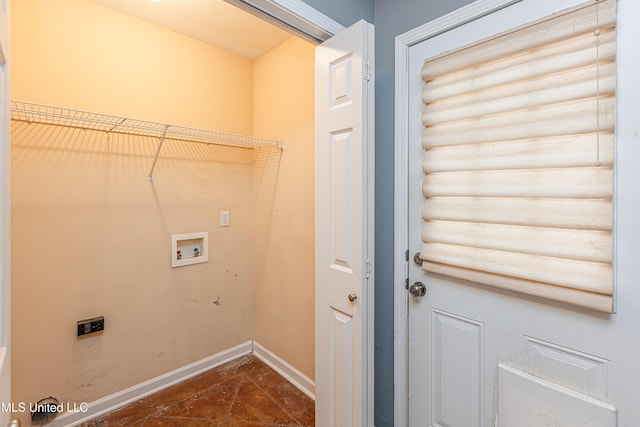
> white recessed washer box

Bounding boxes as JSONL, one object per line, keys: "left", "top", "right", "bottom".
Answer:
{"left": 171, "top": 232, "right": 208, "bottom": 268}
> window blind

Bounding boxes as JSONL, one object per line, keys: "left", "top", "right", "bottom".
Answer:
{"left": 420, "top": 0, "right": 616, "bottom": 312}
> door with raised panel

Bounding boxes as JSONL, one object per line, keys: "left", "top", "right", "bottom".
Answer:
{"left": 406, "top": 0, "right": 640, "bottom": 425}
{"left": 315, "top": 19, "right": 374, "bottom": 427}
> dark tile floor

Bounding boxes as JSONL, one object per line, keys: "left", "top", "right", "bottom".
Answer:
{"left": 79, "top": 355, "right": 314, "bottom": 427}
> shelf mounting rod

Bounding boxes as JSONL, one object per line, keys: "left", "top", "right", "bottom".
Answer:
{"left": 147, "top": 124, "right": 170, "bottom": 182}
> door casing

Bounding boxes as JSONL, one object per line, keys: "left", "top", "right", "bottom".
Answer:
{"left": 393, "top": 3, "right": 528, "bottom": 423}
{"left": 0, "top": 0, "right": 10, "bottom": 425}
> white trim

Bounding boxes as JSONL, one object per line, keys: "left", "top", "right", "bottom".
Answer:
{"left": 393, "top": 1, "right": 526, "bottom": 426}
{"left": 395, "top": 0, "right": 523, "bottom": 48}
{"left": 44, "top": 341, "right": 253, "bottom": 427}
{"left": 224, "top": 0, "right": 345, "bottom": 43}
{"left": 364, "top": 22, "right": 376, "bottom": 427}
{"left": 261, "top": 0, "right": 344, "bottom": 35}
{"left": 393, "top": 33, "right": 410, "bottom": 427}
{"left": 252, "top": 341, "right": 316, "bottom": 400}
{"left": 0, "top": 3, "right": 10, "bottom": 427}
{"left": 43, "top": 340, "right": 316, "bottom": 427}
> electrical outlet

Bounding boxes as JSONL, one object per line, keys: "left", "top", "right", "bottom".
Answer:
{"left": 220, "top": 211, "right": 230, "bottom": 227}
{"left": 77, "top": 316, "right": 104, "bottom": 337}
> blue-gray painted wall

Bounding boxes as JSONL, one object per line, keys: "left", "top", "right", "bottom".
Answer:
{"left": 372, "top": 1, "right": 474, "bottom": 425}
{"left": 300, "top": 0, "right": 374, "bottom": 26}
{"left": 299, "top": 1, "right": 474, "bottom": 425}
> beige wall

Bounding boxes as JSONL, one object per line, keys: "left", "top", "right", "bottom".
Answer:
{"left": 11, "top": 1, "right": 316, "bottom": 423}
{"left": 11, "top": 0, "right": 256, "bottom": 423}
{"left": 252, "top": 38, "right": 315, "bottom": 380}
{"left": 12, "top": 0, "right": 254, "bottom": 132}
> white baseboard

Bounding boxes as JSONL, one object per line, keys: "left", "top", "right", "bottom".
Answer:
{"left": 252, "top": 341, "right": 315, "bottom": 400}
{"left": 43, "top": 340, "right": 314, "bottom": 426}
{"left": 45, "top": 341, "right": 253, "bottom": 427}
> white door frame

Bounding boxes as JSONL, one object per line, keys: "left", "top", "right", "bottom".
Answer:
{"left": 0, "top": 0, "right": 10, "bottom": 425}
{"left": 224, "top": 0, "right": 345, "bottom": 42}
{"left": 393, "top": 1, "right": 527, "bottom": 426}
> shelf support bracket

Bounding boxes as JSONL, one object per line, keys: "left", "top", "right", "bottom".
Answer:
{"left": 147, "top": 124, "right": 170, "bottom": 182}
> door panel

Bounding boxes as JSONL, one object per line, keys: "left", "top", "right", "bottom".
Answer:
{"left": 329, "top": 129, "right": 354, "bottom": 273}
{"left": 328, "top": 307, "right": 354, "bottom": 426}
{"left": 315, "top": 20, "right": 374, "bottom": 427}
{"left": 497, "top": 364, "right": 616, "bottom": 426}
{"left": 431, "top": 310, "right": 483, "bottom": 427}
{"left": 407, "top": 0, "right": 640, "bottom": 425}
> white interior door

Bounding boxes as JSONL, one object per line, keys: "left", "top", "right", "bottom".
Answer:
{"left": 0, "top": 0, "right": 10, "bottom": 426}
{"left": 315, "top": 19, "right": 374, "bottom": 427}
{"left": 406, "top": 0, "right": 640, "bottom": 426}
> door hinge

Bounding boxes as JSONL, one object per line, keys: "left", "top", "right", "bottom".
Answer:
{"left": 364, "top": 259, "right": 372, "bottom": 279}
{"left": 364, "top": 59, "right": 372, "bottom": 81}
{"left": 404, "top": 250, "right": 409, "bottom": 289}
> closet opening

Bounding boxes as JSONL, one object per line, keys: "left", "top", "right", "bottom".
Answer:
{"left": 10, "top": 0, "right": 320, "bottom": 424}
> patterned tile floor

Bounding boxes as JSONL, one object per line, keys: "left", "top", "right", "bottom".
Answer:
{"left": 79, "top": 355, "right": 314, "bottom": 426}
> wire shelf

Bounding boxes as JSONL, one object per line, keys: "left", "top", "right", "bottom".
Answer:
{"left": 10, "top": 100, "right": 284, "bottom": 150}
{"left": 10, "top": 100, "right": 284, "bottom": 181}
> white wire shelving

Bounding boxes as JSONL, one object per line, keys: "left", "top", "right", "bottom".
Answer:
{"left": 10, "top": 100, "right": 284, "bottom": 181}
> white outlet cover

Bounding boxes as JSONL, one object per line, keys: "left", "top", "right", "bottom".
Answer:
{"left": 220, "top": 211, "right": 230, "bottom": 227}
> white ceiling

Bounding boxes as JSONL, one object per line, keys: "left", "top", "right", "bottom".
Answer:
{"left": 88, "top": 0, "right": 294, "bottom": 59}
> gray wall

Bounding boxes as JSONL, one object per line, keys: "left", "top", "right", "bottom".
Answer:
{"left": 299, "top": 1, "right": 475, "bottom": 426}
{"left": 300, "top": 0, "right": 374, "bottom": 26}
{"left": 372, "top": 1, "right": 473, "bottom": 425}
